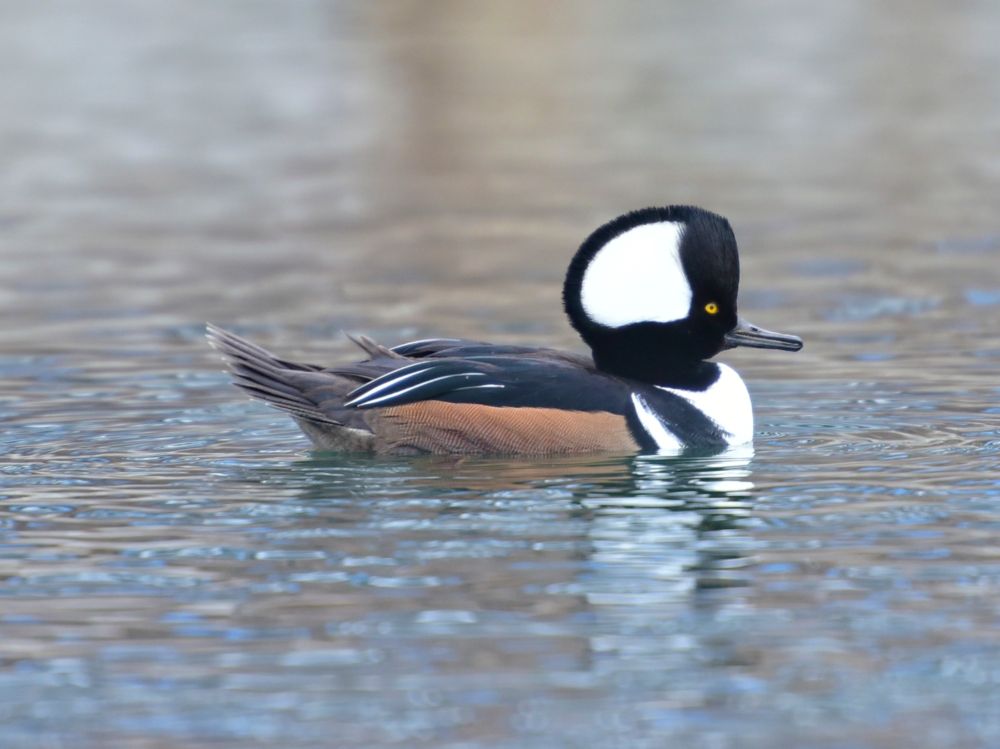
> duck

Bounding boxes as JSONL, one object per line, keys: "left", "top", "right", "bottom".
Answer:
{"left": 207, "top": 205, "right": 802, "bottom": 455}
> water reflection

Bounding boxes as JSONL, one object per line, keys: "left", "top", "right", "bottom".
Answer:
{"left": 277, "top": 445, "right": 755, "bottom": 500}
{"left": 210, "top": 448, "right": 760, "bottom": 612}
{"left": 199, "top": 448, "right": 763, "bottom": 741}
{"left": 574, "top": 449, "right": 756, "bottom": 682}
{"left": 582, "top": 447, "right": 755, "bottom": 601}
{"left": 236, "top": 447, "right": 761, "bottom": 658}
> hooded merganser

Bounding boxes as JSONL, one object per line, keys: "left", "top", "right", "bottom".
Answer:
{"left": 208, "top": 205, "right": 802, "bottom": 454}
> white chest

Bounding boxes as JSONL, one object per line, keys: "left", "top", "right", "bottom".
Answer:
{"left": 630, "top": 364, "right": 754, "bottom": 451}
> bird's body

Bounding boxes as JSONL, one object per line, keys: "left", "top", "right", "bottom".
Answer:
{"left": 208, "top": 206, "right": 802, "bottom": 455}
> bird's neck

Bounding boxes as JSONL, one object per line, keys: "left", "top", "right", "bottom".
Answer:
{"left": 592, "top": 343, "right": 719, "bottom": 391}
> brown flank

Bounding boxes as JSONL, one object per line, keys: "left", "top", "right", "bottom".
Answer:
{"left": 371, "top": 401, "right": 639, "bottom": 455}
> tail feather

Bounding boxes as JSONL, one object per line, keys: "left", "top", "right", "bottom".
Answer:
{"left": 206, "top": 324, "right": 341, "bottom": 426}
{"left": 345, "top": 332, "right": 406, "bottom": 361}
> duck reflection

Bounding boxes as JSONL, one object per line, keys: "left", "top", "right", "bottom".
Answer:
{"left": 282, "top": 445, "right": 753, "bottom": 504}
{"left": 255, "top": 446, "right": 756, "bottom": 615}
{"left": 221, "top": 448, "right": 758, "bottom": 708}
{"left": 577, "top": 447, "right": 755, "bottom": 606}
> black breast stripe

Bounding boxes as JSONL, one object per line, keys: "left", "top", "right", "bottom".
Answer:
{"left": 625, "top": 386, "right": 728, "bottom": 450}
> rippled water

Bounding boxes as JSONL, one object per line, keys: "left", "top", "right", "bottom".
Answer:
{"left": 3, "top": 2, "right": 1000, "bottom": 747}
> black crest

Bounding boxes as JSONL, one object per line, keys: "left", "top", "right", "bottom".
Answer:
{"left": 562, "top": 205, "right": 741, "bottom": 388}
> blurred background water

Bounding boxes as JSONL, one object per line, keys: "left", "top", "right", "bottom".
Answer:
{"left": 2, "top": 1, "right": 1000, "bottom": 747}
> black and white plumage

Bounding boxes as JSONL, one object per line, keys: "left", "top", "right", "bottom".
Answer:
{"left": 208, "top": 205, "right": 802, "bottom": 455}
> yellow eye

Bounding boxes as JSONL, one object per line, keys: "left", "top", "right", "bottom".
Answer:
{"left": 704, "top": 302, "right": 719, "bottom": 315}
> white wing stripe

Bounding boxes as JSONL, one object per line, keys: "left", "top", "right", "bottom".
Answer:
{"left": 348, "top": 372, "right": 491, "bottom": 408}
{"left": 345, "top": 366, "right": 435, "bottom": 405}
{"left": 447, "top": 384, "right": 505, "bottom": 394}
{"left": 390, "top": 337, "right": 462, "bottom": 350}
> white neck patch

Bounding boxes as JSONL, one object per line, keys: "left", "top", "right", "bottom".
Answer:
{"left": 579, "top": 221, "right": 691, "bottom": 328}
{"left": 657, "top": 364, "right": 754, "bottom": 446}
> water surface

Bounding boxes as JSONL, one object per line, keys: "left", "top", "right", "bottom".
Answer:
{"left": 2, "top": 2, "right": 1000, "bottom": 747}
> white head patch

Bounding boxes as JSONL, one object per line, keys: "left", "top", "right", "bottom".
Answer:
{"left": 579, "top": 221, "right": 691, "bottom": 328}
